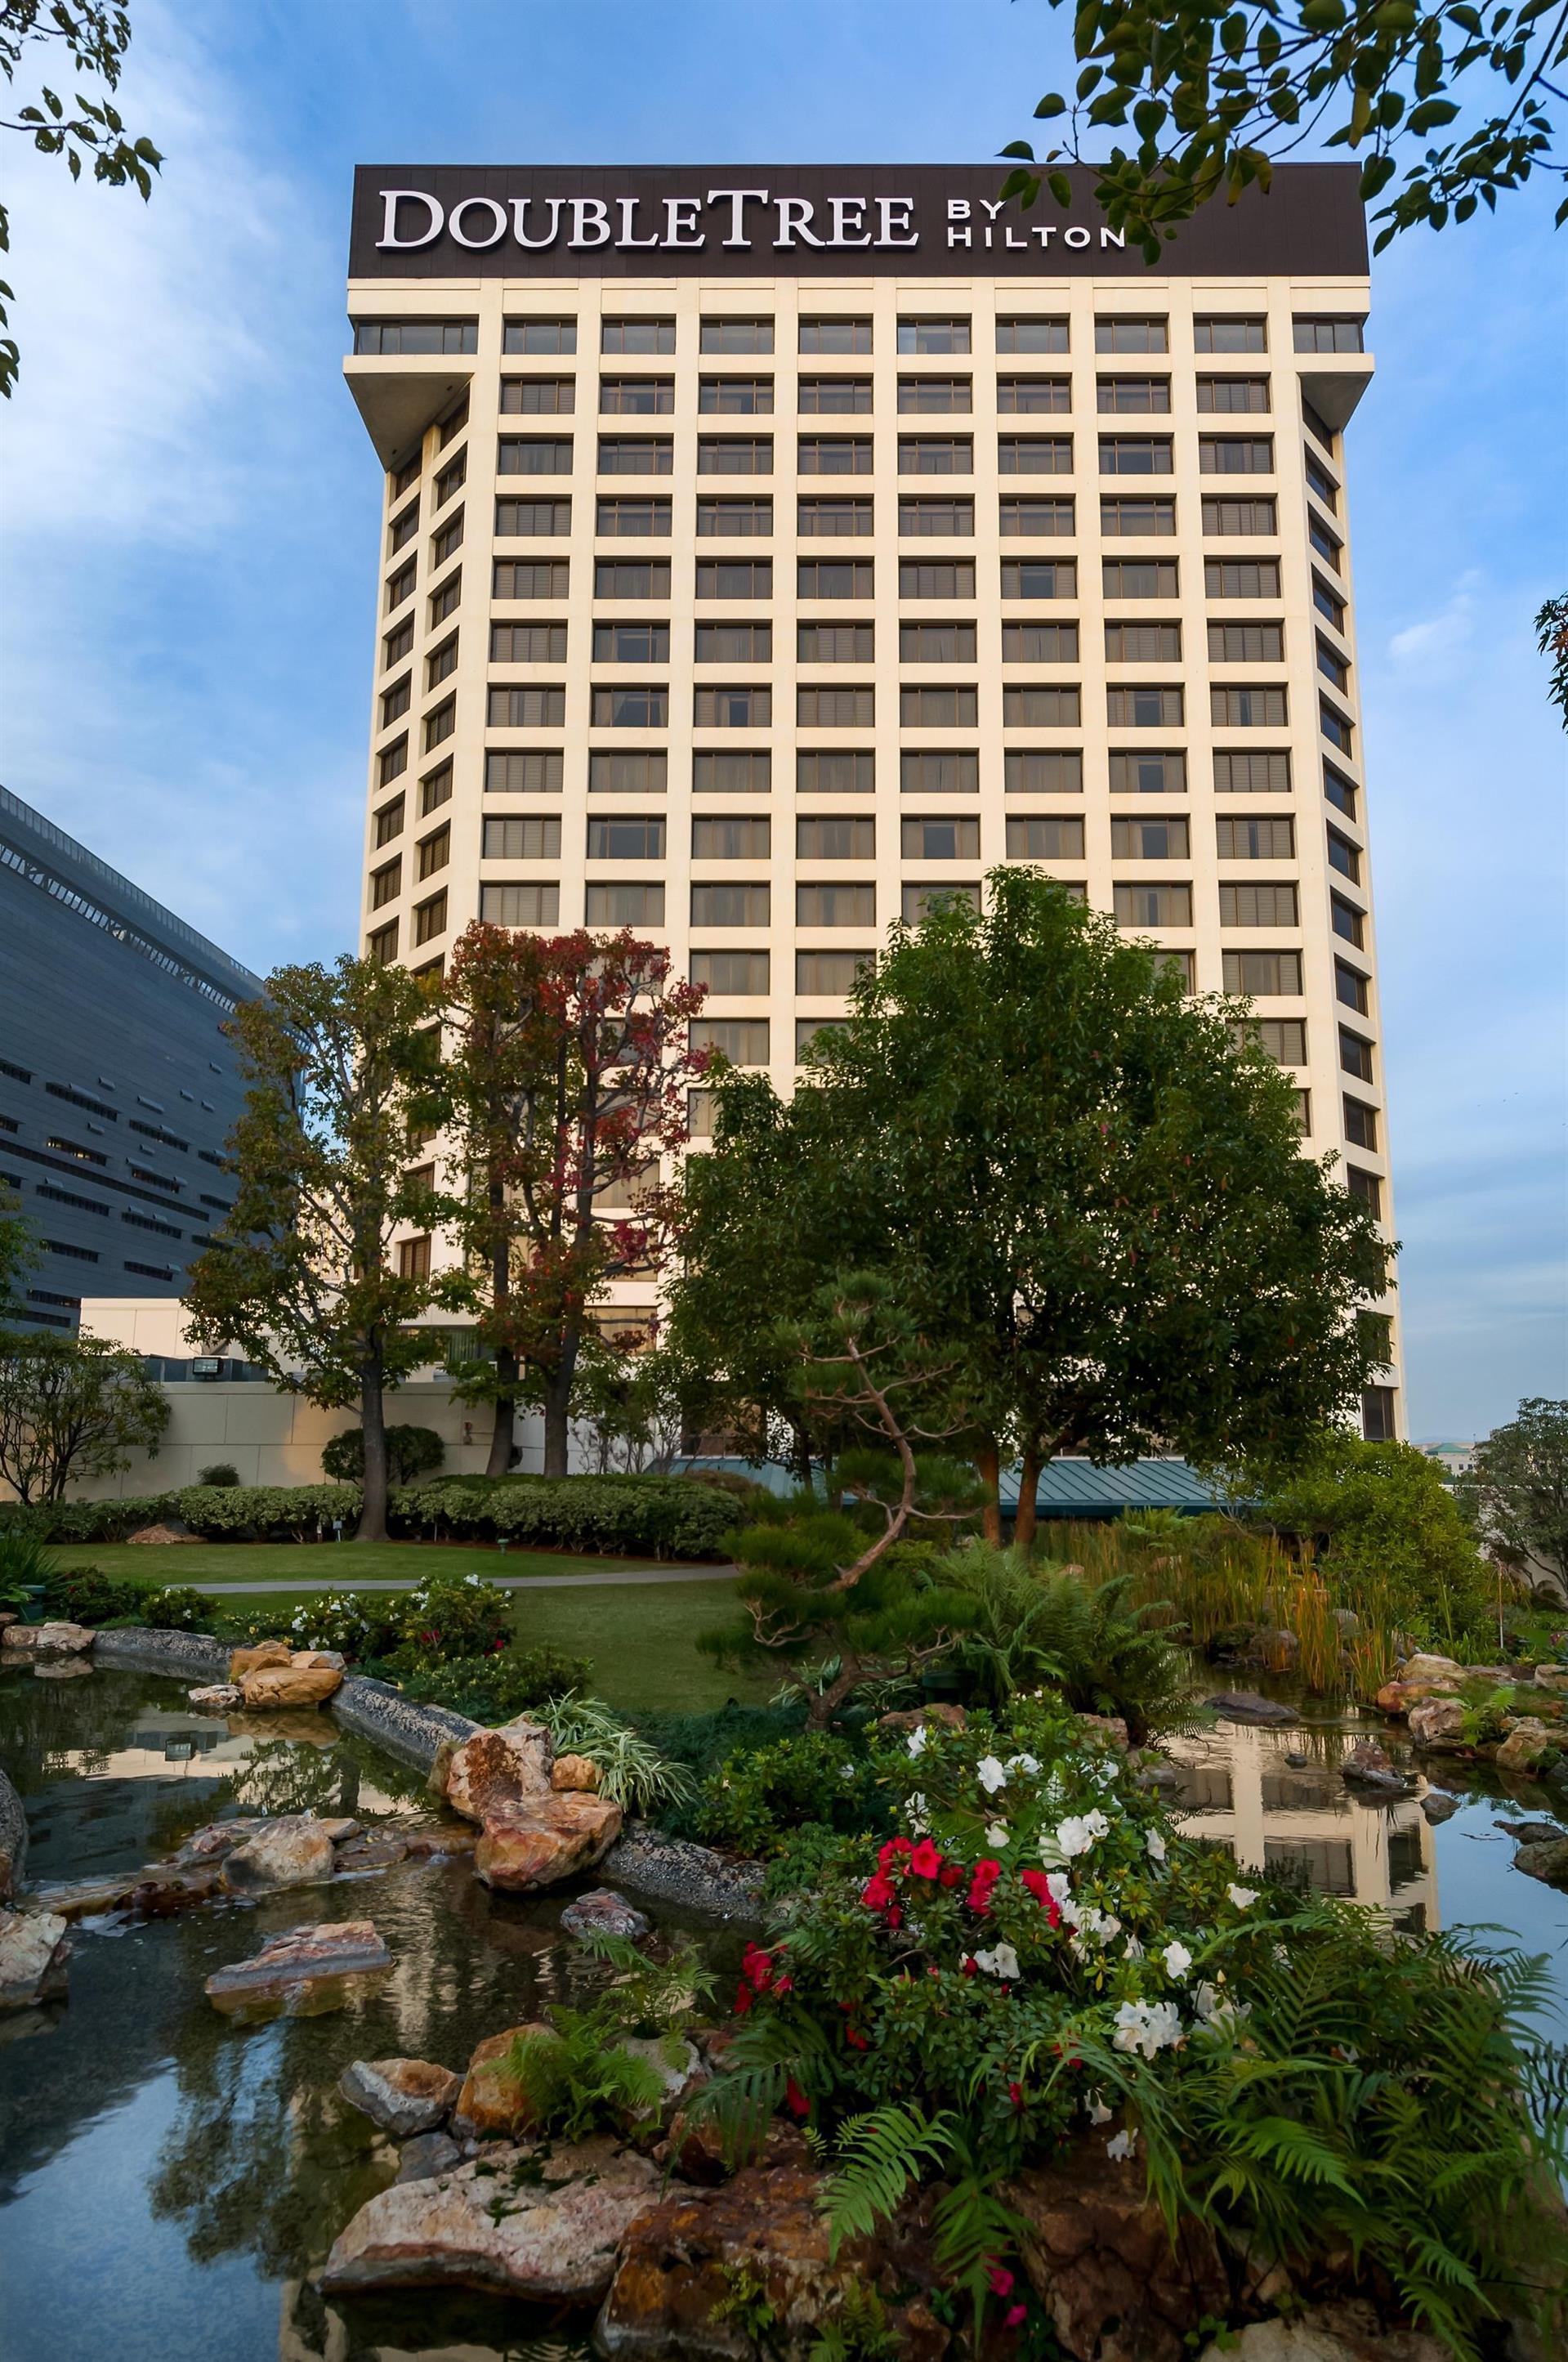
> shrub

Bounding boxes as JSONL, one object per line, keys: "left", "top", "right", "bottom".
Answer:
{"left": 140, "top": 1585, "right": 217, "bottom": 1632}
{"left": 175, "top": 1483, "right": 360, "bottom": 1540}
{"left": 40, "top": 1563, "right": 141, "bottom": 1625}
{"left": 277, "top": 1590, "right": 403, "bottom": 1658}
{"left": 689, "top": 1729, "right": 891, "bottom": 1859}
{"left": 504, "top": 1932, "right": 717, "bottom": 2141}
{"left": 936, "top": 1548, "right": 1192, "bottom": 1740}
{"left": 394, "top": 1647, "right": 595, "bottom": 1725}
{"left": 0, "top": 1528, "right": 58, "bottom": 1607}
{"left": 392, "top": 1472, "right": 737, "bottom": 1560}
{"left": 389, "top": 1571, "right": 511, "bottom": 1663}
{"left": 534, "top": 1694, "right": 694, "bottom": 1814}
{"left": 321, "top": 1424, "right": 445, "bottom": 1485}
{"left": 641, "top": 1701, "right": 807, "bottom": 1789}
{"left": 196, "top": 1462, "right": 242, "bottom": 1488}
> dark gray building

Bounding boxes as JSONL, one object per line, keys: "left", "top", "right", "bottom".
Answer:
{"left": 0, "top": 785, "right": 262, "bottom": 1330}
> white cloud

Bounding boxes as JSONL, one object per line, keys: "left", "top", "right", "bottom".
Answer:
{"left": 1387, "top": 572, "right": 1483, "bottom": 671}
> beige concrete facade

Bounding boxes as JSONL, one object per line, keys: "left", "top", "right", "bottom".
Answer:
{"left": 345, "top": 183, "right": 1400, "bottom": 1432}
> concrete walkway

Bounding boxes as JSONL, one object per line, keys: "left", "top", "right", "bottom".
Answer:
{"left": 188, "top": 1563, "right": 741, "bottom": 1597}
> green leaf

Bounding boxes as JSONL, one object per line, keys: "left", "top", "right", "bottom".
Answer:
{"left": 1407, "top": 100, "right": 1462, "bottom": 132}
{"left": 1034, "top": 93, "right": 1068, "bottom": 119}
{"left": 998, "top": 141, "right": 1038, "bottom": 161}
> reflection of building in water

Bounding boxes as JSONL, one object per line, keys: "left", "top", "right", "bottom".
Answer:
{"left": 1166, "top": 1718, "right": 1438, "bottom": 1933}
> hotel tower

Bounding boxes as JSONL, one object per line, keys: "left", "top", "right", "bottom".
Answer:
{"left": 344, "top": 164, "right": 1401, "bottom": 1438}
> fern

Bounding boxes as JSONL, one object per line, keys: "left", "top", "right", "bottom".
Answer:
{"left": 504, "top": 2018, "right": 667, "bottom": 2142}
{"left": 820, "top": 2101, "right": 958, "bottom": 2256}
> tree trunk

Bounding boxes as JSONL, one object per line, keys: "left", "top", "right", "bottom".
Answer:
{"left": 1015, "top": 1439, "right": 1043, "bottom": 1557}
{"left": 356, "top": 1345, "right": 391, "bottom": 1541}
{"left": 486, "top": 1346, "right": 520, "bottom": 1476}
{"left": 541, "top": 1342, "right": 579, "bottom": 1478}
{"left": 804, "top": 1657, "right": 864, "bottom": 1729}
{"left": 976, "top": 1434, "right": 1003, "bottom": 1546}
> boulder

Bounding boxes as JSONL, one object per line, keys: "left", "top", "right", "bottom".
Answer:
{"left": 602, "top": 1825, "right": 766, "bottom": 1918}
{"left": 1420, "top": 1791, "right": 1460, "bottom": 1825}
{"left": 444, "top": 1718, "right": 553, "bottom": 1823}
{"left": 551, "top": 1752, "right": 601, "bottom": 1792}
{"left": 293, "top": 1648, "right": 346, "bottom": 1671}
{"left": 1197, "top": 2306, "right": 1449, "bottom": 2362}
{"left": 187, "top": 1683, "right": 242, "bottom": 1710}
{"left": 123, "top": 1863, "right": 224, "bottom": 1918}
{"left": 203, "top": 1919, "right": 393, "bottom": 2016}
{"left": 25, "top": 1870, "right": 143, "bottom": 1919}
{"left": 4, "top": 1622, "right": 93, "bottom": 1655}
{"left": 560, "top": 1887, "right": 650, "bottom": 1942}
{"left": 340, "top": 2056, "right": 461, "bottom": 2137}
{"left": 1406, "top": 1698, "right": 1467, "bottom": 1751}
{"left": 1204, "top": 1691, "right": 1299, "bottom": 1726}
{"left": 395, "top": 2131, "right": 462, "bottom": 2184}
{"left": 220, "top": 1815, "right": 337, "bottom": 1894}
{"left": 229, "top": 1638, "right": 293, "bottom": 1680}
{"left": 875, "top": 1703, "right": 966, "bottom": 1734}
{"left": 1495, "top": 1719, "right": 1558, "bottom": 1775}
{"left": 33, "top": 1658, "right": 92, "bottom": 1680}
{"left": 0, "top": 1767, "right": 25, "bottom": 1901}
{"left": 316, "top": 1817, "right": 360, "bottom": 1843}
{"left": 1342, "top": 1737, "right": 1392, "bottom": 1775}
{"left": 1074, "top": 1712, "right": 1131, "bottom": 1748}
{"left": 0, "top": 1909, "right": 69, "bottom": 2010}
{"left": 1004, "top": 2138, "right": 1230, "bottom": 2362}
{"left": 1496, "top": 1817, "right": 1562, "bottom": 1842}
{"left": 333, "top": 1833, "right": 410, "bottom": 1876}
{"left": 427, "top": 1737, "right": 458, "bottom": 1800}
{"left": 403, "top": 1825, "right": 477, "bottom": 1859}
{"left": 320, "top": 2135, "right": 658, "bottom": 2303}
{"left": 1397, "top": 1652, "right": 1463, "bottom": 1690}
{"left": 239, "top": 1662, "right": 343, "bottom": 1711}
{"left": 450, "top": 2025, "right": 547, "bottom": 2141}
{"left": 475, "top": 1792, "right": 623, "bottom": 1893}
{"left": 174, "top": 1817, "right": 264, "bottom": 1864}
{"left": 619, "top": 2033, "right": 701, "bottom": 2106}
{"left": 1514, "top": 1835, "right": 1568, "bottom": 1889}
{"left": 1534, "top": 1662, "right": 1568, "bottom": 1694}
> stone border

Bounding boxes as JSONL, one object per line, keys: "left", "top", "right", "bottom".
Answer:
{"left": 0, "top": 1762, "right": 25, "bottom": 1900}
{"left": 603, "top": 1823, "right": 764, "bottom": 1919}
{"left": 92, "top": 1628, "right": 230, "bottom": 1679}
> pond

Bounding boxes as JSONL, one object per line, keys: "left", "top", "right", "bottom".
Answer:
{"left": 1, "top": 1666, "right": 1565, "bottom": 2362}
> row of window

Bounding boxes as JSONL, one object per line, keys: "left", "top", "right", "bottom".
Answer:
{"left": 464, "top": 617, "right": 1303, "bottom": 664}
{"left": 376, "top": 811, "right": 1314, "bottom": 866}
{"left": 358, "top": 313, "right": 1365, "bottom": 360}
{"left": 472, "top": 681, "right": 1325, "bottom": 729}
{"left": 484, "top": 432, "right": 1285, "bottom": 476}
{"left": 477, "top": 492, "right": 1297, "bottom": 539}
{"left": 488, "top": 374, "right": 1288, "bottom": 418}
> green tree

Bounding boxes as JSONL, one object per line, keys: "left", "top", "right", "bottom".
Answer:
{"left": 0, "top": 1183, "right": 37, "bottom": 1326}
{"left": 1536, "top": 594, "right": 1568, "bottom": 729}
{"left": 0, "top": 1327, "right": 168, "bottom": 1501}
{"left": 182, "top": 957, "right": 451, "bottom": 1543}
{"left": 1000, "top": 0, "right": 1568, "bottom": 257}
{"left": 1258, "top": 1429, "right": 1494, "bottom": 1641}
{"left": 1, "top": 2, "right": 163, "bottom": 398}
{"left": 678, "top": 871, "right": 1392, "bottom": 1549}
{"left": 1457, "top": 1398, "right": 1568, "bottom": 1597}
{"left": 437, "top": 921, "right": 705, "bottom": 1478}
{"left": 570, "top": 1338, "right": 690, "bottom": 1475}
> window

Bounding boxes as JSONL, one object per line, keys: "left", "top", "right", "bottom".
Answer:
{"left": 695, "top": 621, "right": 771, "bottom": 661}
{"left": 496, "top": 557, "right": 570, "bottom": 598}
{"left": 396, "top": 1234, "right": 432, "bottom": 1281}
{"left": 381, "top": 674, "right": 412, "bottom": 727}
{"left": 998, "top": 436, "right": 1073, "bottom": 474}
{"left": 1107, "top": 684, "right": 1183, "bottom": 726}
{"left": 695, "top": 749, "right": 771, "bottom": 794}
{"left": 1096, "top": 316, "right": 1167, "bottom": 352}
{"left": 1006, "top": 750, "right": 1083, "bottom": 794}
{"left": 388, "top": 501, "right": 419, "bottom": 555}
{"left": 693, "top": 950, "right": 771, "bottom": 995}
{"left": 1217, "top": 814, "right": 1294, "bottom": 859}
{"left": 602, "top": 318, "right": 675, "bottom": 355}
{"left": 488, "top": 749, "right": 565, "bottom": 794}
{"left": 904, "top": 684, "right": 980, "bottom": 725}
{"left": 1000, "top": 496, "right": 1074, "bottom": 536}
{"left": 1303, "top": 400, "right": 1337, "bottom": 453}
{"left": 1331, "top": 892, "right": 1365, "bottom": 947}
{"left": 1343, "top": 1095, "right": 1378, "bottom": 1150}
{"left": 1203, "top": 495, "right": 1277, "bottom": 535}
{"left": 374, "top": 797, "right": 404, "bottom": 847}
{"left": 417, "top": 824, "right": 450, "bottom": 880}
{"left": 1200, "top": 436, "right": 1273, "bottom": 475}
{"left": 504, "top": 317, "right": 577, "bottom": 353}
{"left": 590, "top": 683, "right": 667, "bottom": 726}
{"left": 900, "top": 436, "right": 972, "bottom": 474}
{"left": 597, "top": 496, "right": 671, "bottom": 536}
{"left": 900, "top": 376, "right": 972, "bottom": 413}
{"left": 431, "top": 511, "right": 464, "bottom": 566}
{"left": 905, "top": 620, "right": 978, "bottom": 661}
{"left": 799, "top": 558, "right": 873, "bottom": 597}
{"left": 355, "top": 318, "right": 477, "bottom": 356}
{"left": 997, "top": 315, "right": 1069, "bottom": 352}
{"left": 369, "top": 857, "right": 400, "bottom": 910}
{"left": 1309, "top": 512, "right": 1344, "bottom": 568}
{"left": 693, "top": 880, "right": 770, "bottom": 925}
{"left": 687, "top": 1089, "right": 717, "bottom": 1138}
{"left": 799, "top": 435, "right": 873, "bottom": 476}
{"left": 902, "top": 558, "right": 977, "bottom": 597}
{"left": 1214, "top": 749, "right": 1291, "bottom": 794}
{"left": 698, "top": 558, "right": 773, "bottom": 598}
{"left": 1305, "top": 451, "right": 1341, "bottom": 512}
{"left": 798, "top": 684, "right": 874, "bottom": 725}
{"left": 695, "top": 683, "right": 771, "bottom": 726}
{"left": 493, "top": 620, "right": 567, "bottom": 662}
{"left": 1316, "top": 637, "right": 1350, "bottom": 692}
{"left": 797, "top": 1017, "right": 852, "bottom": 1055}
{"left": 700, "top": 315, "right": 772, "bottom": 353}
{"left": 903, "top": 881, "right": 981, "bottom": 922}
{"left": 798, "top": 816, "right": 876, "bottom": 857}
{"left": 900, "top": 495, "right": 975, "bottom": 535}
{"left": 1221, "top": 882, "right": 1299, "bottom": 926}
{"left": 902, "top": 750, "right": 981, "bottom": 794}
{"left": 1361, "top": 1386, "right": 1396, "bottom": 1442}
{"left": 1208, "top": 620, "right": 1284, "bottom": 663}
{"left": 1005, "top": 814, "right": 1084, "bottom": 857}
{"left": 902, "top": 814, "right": 979, "bottom": 859}
{"left": 1110, "top": 749, "right": 1185, "bottom": 794}
{"left": 797, "top": 949, "right": 872, "bottom": 994}
{"left": 1313, "top": 573, "right": 1347, "bottom": 631}
{"left": 690, "top": 814, "right": 771, "bottom": 860}
{"left": 1115, "top": 882, "right": 1193, "bottom": 927}
{"left": 1195, "top": 316, "right": 1266, "bottom": 352}
{"left": 1338, "top": 1028, "right": 1374, "bottom": 1084}
{"left": 798, "top": 376, "right": 873, "bottom": 413}
{"left": 998, "top": 376, "right": 1070, "bottom": 413}
{"left": 1224, "top": 949, "right": 1302, "bottom": 995}
{"left": 1234, "top": 1016, "right": 1307, "bottom": 1063}
{"left": 1346, "top": 1165, "right": 1383, "bottom": 1218}
{"left": 1100, "top": 435, "right": 1173, "bottom": 475}
{"left": 1106, "top": 621, "right": 1181, "bottom": 661}
{"left": 421, "top": 761, "right": 453, "bottom": 816}
{"left": 1324, "top": 763, "right": 1358, "bottom": 820}
{"left": 480, "top": 881, "right": 561, "bottom": 927}
{"left": 589, "top": 750, "right": 668, "bottom": 794}
{"left": 498, "top": 436, "right": 571, "bottom": 479}
{"left": 367, "top": 919, "right": 398, "bottom": 965}
{"left": 1097, "top": 377, "right": 1170, "bottom": 413}
{"left": 597, "top": 436, "right": 672, "bottom": 475}
{"left": 412, "top": 889, "right": 448, "bottom": 944}
{"left": 586, "top": 882, "right": 666, "bottom": 925}
{"left": 1003, "top": 684, "right": 1080, "bottom": 725}
{"left": 439, "top": 397, "right": 468, "bottom": 450}
{"left": 491, "top": 685, "right": 567, "bottom": 726}
{"left": 385, "top": 557, "right": 416, "bottom": 613}
{"left": 700, "top": 376, "right": 773, "bottom": 413}
{"left": 391, "top": 455, "right": 421, "bottom": 499}
{"left": 798, "top": 882, "right": 876, "bottom": 925}
{"left": 1112, "top": 817, "right": 1190, "bottom": 859}
{"left": 1001, "top": 621, "right": 1077, "bottom": 661}
{"left": 800, "top": 749, "right": 877, "bottom": 794}
{"left": 592, "top": 620, "right": 668, "bottom": 663}
{"left": 496, "top": 497, "right": 570, "bottom": 536}
{"left": 1100, "top": 561, "right": 1177, "bottom": 604}
{"left": 1293, "top": 316, "right": 1365, "bottom": 353}
{"left": 587, "top": 815, "right": 665, "bottom": 859}
{"left": 383, "top": 615, "right": 415, "bottom": 669}
{"left": 800, "top": 317, "right": 873, "bottom": 353}
{"left": 899, "top": 316, "right": 969, "bottom": 355}
{"left": 692, "top": 1018, "right": 771, "bottom": 1065}
{"left": 802, "top": 621, "right": 875, "bottom": 661}
{"left": 600, "top": 377, "right": 674, "bottom": 414}
{"left": 1206, "top": 558, "right": 1280, "bottom": 597}
{"left": 1326, "top": 827, "right": 1361, "bottom": 884}
{"left": 1198, "top": 376, "right": 1271, "bottom": 413}
{"left": 1101, "top": 496, "right": 1176, "bottom": 535}
{"left": 378, "top": 736, "right": 409, "bottom": 786}
{"left": 1213, "top": 684, "right": 1288, "bottom": 726}
{"left": 502, "top": 376, "right": 574, "bottom": 414}
{"left": 485, "top": 815, "right": 561, "bottom": 860}
{"left": 699, "top": 496, "right": 773, "bottom": 536}
{"left": 801, "top": 495, "right": 872, "bottom": 536}
{"left": 699, "top": 436, "right": 773, "bottom": 475}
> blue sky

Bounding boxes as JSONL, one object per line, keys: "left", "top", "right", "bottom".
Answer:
{"left": 2, "top": 0, "right": 1564, "bottom": 1437}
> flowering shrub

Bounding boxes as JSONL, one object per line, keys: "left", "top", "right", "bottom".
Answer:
{"left": 139, "top": 1585, "right": 218, "bottom": 1633}
{"left": 689, "top": 1730, "right": 892, "bottom": 1860}
{"left": 281, "top": 1590, "right": 400, "bottom": 1658}
{"left": 698, "top": 1702, "right": 1566, "bottom": 2353}
{"left": 395, "top": 1647, "right": 595, "bottom": 1728}
{"left": 386, "top": 1572, "right": 511, "bottom": 1666}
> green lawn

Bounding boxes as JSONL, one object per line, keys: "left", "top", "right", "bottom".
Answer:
{"left": 55, "top": 1540, "right": 639, "bottom": 1587}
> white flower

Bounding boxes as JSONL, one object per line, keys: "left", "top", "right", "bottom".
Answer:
{"left": 1106, "top": 2128, "right": 1139, "bottom": 2163}
{"left": 907, "top": 1725, "right": 928, "bottom": 1758}
{"left": 1123, "top": 1934, "right": 1145, "bottom": 1962}
{"left": 985, "top": 1821, "right": 1010, "bottom": 1850}
{"left": 1194, "top": 1979, "right": 1253, "bottom": 2036}
{"left": 1045, "top": 1870, "right": 1079, "bottom": 1926}
{"left": 1145, "top": 1829, "right": 1167, "bottom": 1863}
{"left": 976, "top": 1755, "right": 1007, "bottom": 1795}
{"left": 1161, "top": 1939, "right": 1192, "bottom": 1982}
{"left": 839, "top": 1765, "right": 855, "bottom": 1779}
{"left": 1006, "top": 1751, "right": 1040, "bottom": 1777}
{"left": 1227, "top": 1883, "right": 1258, "bottom": 1911}
{"left": 1086, "top": 2091, "right": 1113, "bottom": 2125}
{"left": 1054, "top": 1807, "right": 1109, "bottom": 1859}
{"left": 464, "top": 1572, "right": 479, "bottom": 1586}
{"left": 1111, "top": 1998, "right": 1185, "bottom": 2059}
{"left": 906, "top": 1790, "right": 929, "bottom": 1834}
{"left": 974, "top": 1942, "right": 1021, "bottom": 1981}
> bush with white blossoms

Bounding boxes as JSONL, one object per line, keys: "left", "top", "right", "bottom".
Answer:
{"left": 702, "top": 1700, "right": 1566, "bottom": 2358}
{"left": 280, "top": 1590, "right": 386, "bottom": 1657}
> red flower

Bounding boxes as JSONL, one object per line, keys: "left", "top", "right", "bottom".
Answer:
{"left": 1006, "top": 2304, "right": 1028, "bottom": 2329}
{"left": 967, "top": 1859, "right": 1002, "bottom": 1912}
{"left": 885, "top": 1904, "right": 903, "bottom": 1930}
{"left": 909, "top": 1838, "right": 945, "bottom": 1881}
{"left": 987, "top": 2265, "right": 1015, "bottom": 2299}
{"left": 860, "top": 1873, "right": 896, "bottom": 1912}
{"left": 878, "top": 1836, "right": 914, "bottom": 1870}
{"left": 939, "top": 1862, "right": 964, "bottom": 1888}
{"left": 845, "top": 2024, "right": 869, "bottom": 2050}
{"left": 774, "top": 1972, "right": 793, "bottom": 1995}
{"left": 784, "top": 2077, "right": 809, "bottom": 2119}
{"left": 960, "top": 1954, "right": 980, "bottom": 1977}
{"left": 1008, "top": 2080, "right": 1024, "bottom": 2112}
{"left": 1021, "top": 1868, "right": 1062, "bottom": 1927}
{"left": 733, "top": 1983, "right": 753, "bottom": 2015}
{"left": 739, "top": 1942, "right": 775, "bottom": 1991}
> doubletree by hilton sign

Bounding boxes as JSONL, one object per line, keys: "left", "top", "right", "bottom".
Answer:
{"left": 350, "top": 165, "right": 1368, "bottom": 281}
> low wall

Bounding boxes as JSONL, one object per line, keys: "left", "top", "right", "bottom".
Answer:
{"left": 0, "top": 1764, "right": 25, "bottom": 1900}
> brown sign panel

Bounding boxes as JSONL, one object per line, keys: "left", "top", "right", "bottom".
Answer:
{"left": 349, "top": 163, "right": 1368, "bottom": 284}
